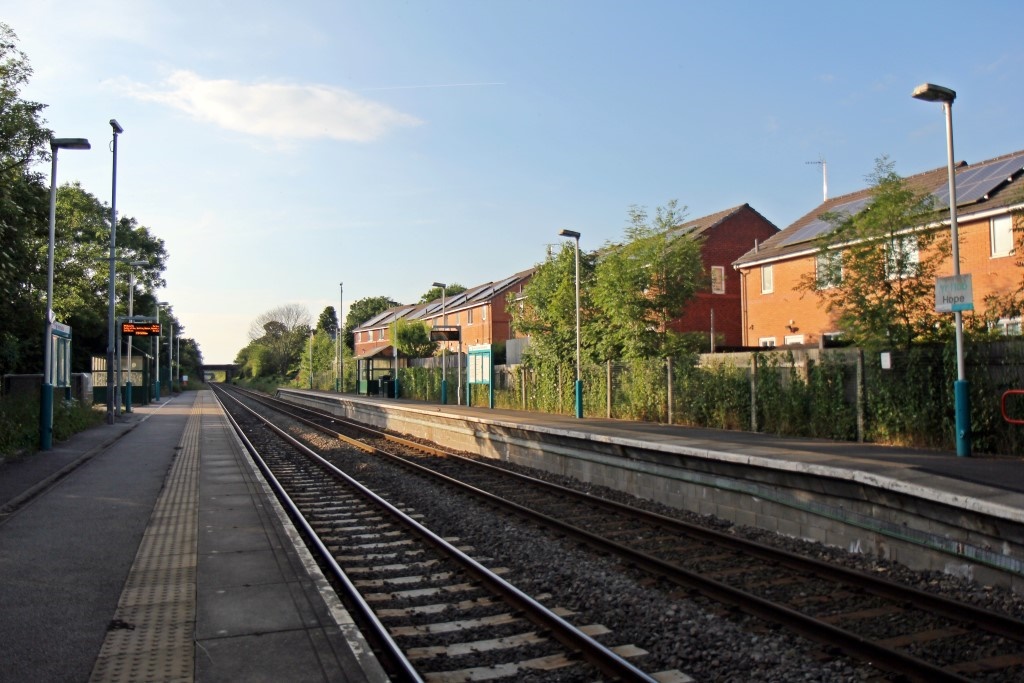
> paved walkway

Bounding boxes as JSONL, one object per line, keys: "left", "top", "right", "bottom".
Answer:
{"left": 0, "top": 391, "right": 385, "bottom": 683}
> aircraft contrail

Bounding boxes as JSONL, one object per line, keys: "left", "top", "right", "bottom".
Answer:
{"left": 360, "top": 82, "right": 506, "bottom": 91}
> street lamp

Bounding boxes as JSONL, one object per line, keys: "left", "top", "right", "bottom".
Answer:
{"left": 559, "top": 229, "right": 583, "bottom": 418}
{"left": 124, "top": 260, "right": 147, "bottom": 412}
{"left": 40, "top": 137, "right": 91, "bottom": 450}
{"left": 156, "top": 301, "right": 168, "bottom": 399}
{"left": 432, "top": 281, "right": 448, "bottom": 404}
{"left": 912, "top": 82, "right": 970, "bottom": 457}
{"left": 337, "top": 282, "right": 343, "bottom": 392}
{"left": 105, "top": 119, "right": 123, "bottom": 424}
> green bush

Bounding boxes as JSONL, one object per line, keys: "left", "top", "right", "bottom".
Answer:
{"left": 0, "top": 393, "right": 104, "bottom": 459}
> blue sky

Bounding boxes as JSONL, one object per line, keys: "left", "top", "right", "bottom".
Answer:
{"left": 7, "top": 1, "right": 1024, "bottom": 363}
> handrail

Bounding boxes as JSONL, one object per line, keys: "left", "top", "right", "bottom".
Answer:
{"left": 1001, "top": 389, "right": 1024, "bottom": 425}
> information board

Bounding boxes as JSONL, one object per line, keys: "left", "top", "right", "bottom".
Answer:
{"left": 122, "top": 321, "right": 162, "bottom": 336}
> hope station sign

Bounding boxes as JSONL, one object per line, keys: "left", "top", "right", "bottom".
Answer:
{"left": 935, "top": 274, "right": 974, "bottom": 313}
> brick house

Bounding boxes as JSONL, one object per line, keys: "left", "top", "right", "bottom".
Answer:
{"left": 732, "top": 149, "right": 1024, "bottom": 347}
{"left": 351, "top": 269, "right": 534, "bottom": 360}
{"left": 664, "top": 204, "right": 779, "bottom": 347}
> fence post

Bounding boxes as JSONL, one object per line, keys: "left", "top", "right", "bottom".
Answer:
{"left": 519, "top": 366, "right": 525, "bottom": 410}
{"left": 750, "top": 353, "right": 759, "bottom": 432}
{"left": 606, "top": 360, "right": 612, "bottom": 418}
{"left": 856, "top": 348, "right": 865, "bottom": 443}
{"left": 666, "top": 357, "right": 673, "bottom": 425}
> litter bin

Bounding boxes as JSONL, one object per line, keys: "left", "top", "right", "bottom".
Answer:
{"left": 379, "top": 376, "right": 391, "bottom": 398}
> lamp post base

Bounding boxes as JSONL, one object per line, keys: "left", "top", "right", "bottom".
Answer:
{"left": 441, "top": 379, "right": 448, "bottom": 405}
{"left": 125, "top": 381, "right": 133, "bottom": 413}
{"left": 954, "top": 379, "right": 971, "bottom": 457}
{"left": 574, "top": 380, "right": 583, "bottom": 419}
{"left": 40, "top": 381, "right": 54, "bottom": 450}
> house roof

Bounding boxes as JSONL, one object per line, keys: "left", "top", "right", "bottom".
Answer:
{"left": 353, "top": 343, "right": 396, "bottom": 360}
{"left": 352, "top": 267, "right": 535, "bottom": 333}
{"left": 733, "top": 148, "right": 1024, "bottom": 268}
{"left": 670, "top": 203, "right": 777, "bottom": 239}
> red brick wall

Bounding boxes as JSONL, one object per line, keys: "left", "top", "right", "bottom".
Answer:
{"left": 672, "top": 206, "right": 778, "bottom": 346}
{"left": 739, "top": 210, "right": 1024, "bottom": 346}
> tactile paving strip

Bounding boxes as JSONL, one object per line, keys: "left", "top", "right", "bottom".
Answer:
{"left": 89, "top": 396, "right": 205, "bottom": 683}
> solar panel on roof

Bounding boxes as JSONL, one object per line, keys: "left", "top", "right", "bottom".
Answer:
{"left": 932, "top": 151, "right": 1024, "bottom": 206}
{"left": 780, "top": 196, "right": 872, "bottom": 247}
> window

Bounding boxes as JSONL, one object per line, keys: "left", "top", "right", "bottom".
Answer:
{"left": 885, "top": 236, "right": 919, "bottom": 280}
{"left": 990, "top": 317, "right": 1022, "bottom": 336}
{"left": 467, "top": 308, "right": 473, "bottom": 324}
{"left": 711, "top": 266, "right": 725, "bottom": 294}
{"left": 758, "top": 337, "right": 776, "bottom": 348}
{"left": 815, "top": 250, "right": 842, "bottom": 289}
{"left": 482, "top": 305, "right": 487, "bottom": 322}
{"left": 760, "top": 265, "right": 774, "bottom": 294}
{"left": 991, "top": 215, "right": 1014, "bottom": 257}
{"left": 784, "top": 334, "right": 804, "bottom": 345}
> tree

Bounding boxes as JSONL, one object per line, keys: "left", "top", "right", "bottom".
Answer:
{"left": 0, "top": 24, "right": 51, "bottom": 377}
{"left": 390, "top": 319, "right": 436, "bottom": 358}
{"left": 317, "top": 306, "right": 338, "bottom": 338}
{"left": 419, "top": 283, "right": 466, "bottom": 304}
{"left": 244, "top": 304, "right": 312, "bottom": 378}
{"left": 343, "top": 296, "right": 399, "bottom": 350}
{"left": 592, "top": 200, "right": 705, "bottom": 359}
{"left": 510, "top": 242, "right": 595, "bottom": 366}
{"left": 0, "top": 24, "right": 50, "bottom": 174}
{"left": 49, "top": 182, "right": 168, "bottom": 372}
{"left": 248, "top": 303, "right": 310, "bottom": 341}
{"left": 798, "top": 156, "right": 947, "bottom": 350}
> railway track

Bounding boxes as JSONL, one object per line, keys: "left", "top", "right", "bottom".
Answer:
{"left": 237, "top": 385, "right": 1024, "bottom": 682}
{"left": 213, "top": 384, "right": 674, "bottom": 683}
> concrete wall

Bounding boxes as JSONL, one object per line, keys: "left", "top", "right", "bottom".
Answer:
{"left": 277, "top": 389, "right": 1024, "bottom": 592}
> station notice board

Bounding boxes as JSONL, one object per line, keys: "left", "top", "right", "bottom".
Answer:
{"left": 121, "top": 321, "right": 161, "bottom": 336}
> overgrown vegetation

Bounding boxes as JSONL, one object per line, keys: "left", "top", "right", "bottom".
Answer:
{"left": 0, "top": 394, "right": 104, "bottom": 460}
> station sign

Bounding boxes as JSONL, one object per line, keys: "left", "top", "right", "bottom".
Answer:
{"left": 121, "top": 321, "right": 162, "bottom": 336}
{"left": 935, "top": 274, "right": 974, "bottom": 313}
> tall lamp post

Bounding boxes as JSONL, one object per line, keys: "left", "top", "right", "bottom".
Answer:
{"left": 559, "top": 229, "right": 583, "bottom": 418}
{"left": 336, "top": 282, "right": 343, "bottom": 392}
{"left": 40, "top": 137, "right": 91, "bottom": 450}
{"left": 912, "top": 82, "right": 970, "bottom": 457}
{"left": 432, "top": 281, "right": 448, "bottom": 404}
{"left": 168, "top": 319, "right": 174, "bottom": 394}
{"left": 156, "top": 301, "right": 168, "bottom": 399}
{"left": 105, "top": 119, "right": 123, "bottom": 424}
{"left": 123, "top": 260, "right": 147, "bottom": 412}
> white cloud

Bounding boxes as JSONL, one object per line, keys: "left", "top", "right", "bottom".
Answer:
{"left": 108, "top": 70, "right": 422, "bottom": 142}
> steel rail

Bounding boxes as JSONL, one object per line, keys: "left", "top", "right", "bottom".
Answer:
{"left": 212, "top": 386, "right": 421, "bottom": 682}
{"left": 262, "top": 387, "right": 1024, "bottom": 682}
{"left": 218, "top": 384, "right": 658, "bottom": 683}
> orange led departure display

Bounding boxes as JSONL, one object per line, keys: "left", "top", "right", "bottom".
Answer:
{"left": 121, "top": 321, "right": 161, "bottom": 336}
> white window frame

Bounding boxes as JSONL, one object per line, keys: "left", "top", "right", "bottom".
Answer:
{"left": 815, "top": 250, "right": 842, "bottom": 290}
{"left": 990, "top": 316, "right": 1022, "bottom": 336}
{"left": 885, "top": 235, "right": 919, "bottom": 280}
{"left": 467, "top": 308, "right": 473, "bottom": 324}
{"left": 482, "top": 305, "right": 487, "bottom": 322}
{"left": 991, "top": 214, "right": 1014, "bottom": 258}
{"left": 760, "top": 265, "right": 774, "bottom": 294}
{"left": 784, "top": 334, "right": 804, "bottom": 345}
{"left": 758, "top": 337, "right": 776, "bottom": 348}
{"left": 711, "top": 266, "right": 725, "bottom": 294}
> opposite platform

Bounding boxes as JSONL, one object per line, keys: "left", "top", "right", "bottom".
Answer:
{"left": 279, "top": 388, "right": 1024, "bottom": 591}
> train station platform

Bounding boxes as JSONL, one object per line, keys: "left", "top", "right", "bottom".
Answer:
{"left": 0, "top": 390, "right": 386, "bottom": 683}
{"left": 279, "top": 388, "right": 1024, "bottom": 593}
